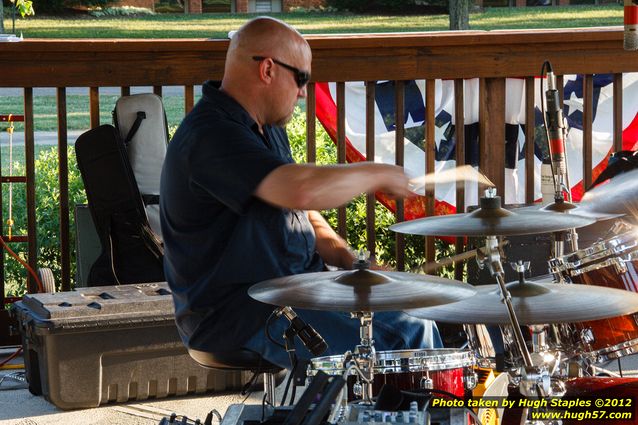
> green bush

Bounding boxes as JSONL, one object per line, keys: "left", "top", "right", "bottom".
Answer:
{"left": 3, "top": 146, "right": 86, "bottom": 296}
{"left": 88, "top": 5, "right": 154, "bottom": 17}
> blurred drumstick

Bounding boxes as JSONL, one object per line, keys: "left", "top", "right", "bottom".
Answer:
{"left": 408, "top": 165, "right": 494, "bottom": 194}
{"left": 412, "top": 240, "right": 509, "bottom": 274}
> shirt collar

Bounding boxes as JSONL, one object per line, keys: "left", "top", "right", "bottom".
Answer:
{"left": 202, "top": 80, "right": 258, "bottom": 131}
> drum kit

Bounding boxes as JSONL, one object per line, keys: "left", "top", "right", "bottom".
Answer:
{"left": 248, "top": 168, "right": 638, "bottom": 424}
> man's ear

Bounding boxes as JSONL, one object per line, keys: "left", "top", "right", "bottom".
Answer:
{"left": 257, "top": 58, "right": 274, "bottom": 85}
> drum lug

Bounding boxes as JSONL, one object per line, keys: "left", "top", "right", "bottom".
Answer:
{"left": 613, "top": 257, "right": 629, "bottom": 274}
{"left": 580, "top": 328, "right": 595, "bottom": 345}
{"left": 463, "top": 369, "right": 478, "bottom": 390}
{"left": 419, "top": 374, "right": 433, "bottom": 390}
{"left": 352, "top": 381, "right": 363, "bottom": 398}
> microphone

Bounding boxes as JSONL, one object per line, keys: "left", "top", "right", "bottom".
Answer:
{"left": 544, "top": 62, "right": 569, "bottom": 199}
{"left": 277, "top": 306, "right": 328, "bottom": 356}
{"left": 545, "top": 64, "right": 567, "bottom": 180}
{"left": 625, "top": 0, "right": 638, "bottom": 51}
{"left": 544, "top": 61, "right": 578, "bottom": 253}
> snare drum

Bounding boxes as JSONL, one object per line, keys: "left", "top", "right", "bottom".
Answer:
{"left": 308, "top": 348, "right": 476, "bottom": 399}
{"left": 550, "top": 230, "right": 638, "bottom": 361}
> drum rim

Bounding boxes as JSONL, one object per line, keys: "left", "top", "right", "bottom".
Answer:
{"left": 583, "top": 336, "right": 638, "bottom": 362}
{"left": 308, "top": 348, "right": 475, "bottom": 375}
{"left": 550, "top": 231, "right": 638, "bottom": 275}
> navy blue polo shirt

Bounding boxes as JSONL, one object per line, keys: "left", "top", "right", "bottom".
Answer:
{"left": 160, "top": 81, "right": 325, "bottom": 352}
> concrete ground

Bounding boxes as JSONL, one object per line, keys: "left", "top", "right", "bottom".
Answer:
{"left": 0, "top": 344, "right": 280, "bottom": 425}
{"left": 2, "top": 345, "right": 638, "bottom": 425}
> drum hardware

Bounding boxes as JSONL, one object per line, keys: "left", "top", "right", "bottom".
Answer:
{"left": 308, "top": 348, "right": 475, "bottom": 402}
{"left": 548, "top": 227, "right": 638, "bottom": 363}
{"left": 478, "top": 232, "right": 553, "bottom": 398}
{"left": 580, "top": 328, "right": 595, "bottom": 346}
{"left": 250, "top": 257, "right": 477, "bottom": 405}
{"left": 418, "top": 374, "right": 433, "bottom": 390}
{"left": 350, "top": 310, "right": 375, "bottom": 402}
{"left": 472, "top": 189, "right": 552, "bottom": 399}
{"left": 463, "top": 368, "right": 479, "bottom": 391}
{"left": 412, "top": 240, "right": 509, "bottom": 275}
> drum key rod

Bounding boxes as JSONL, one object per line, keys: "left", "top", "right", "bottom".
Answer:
{"left": 351, "top": 311, "right": 376, "bottom": 403}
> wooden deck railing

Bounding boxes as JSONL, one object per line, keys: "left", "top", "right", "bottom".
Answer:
{"left": 0, "top": 26, "right": 636, "bottom": 294}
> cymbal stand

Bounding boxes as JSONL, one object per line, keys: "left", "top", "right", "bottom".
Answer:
{"left": 480, "top": 235, "right": 532, "bottom": 369}
{"left": 479, "top": 234, "right": 551, "bottom": 397}
{"left": 349, "top": 311, "right": 376, "bottom": 403}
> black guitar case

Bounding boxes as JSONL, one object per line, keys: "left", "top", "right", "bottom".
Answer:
{"left": 75, "top": 124, "right": 164, "bottom": 286}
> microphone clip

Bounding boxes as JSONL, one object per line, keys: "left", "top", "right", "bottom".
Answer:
{"left": 276, "top": 306, "right": 329, "bottom": 357}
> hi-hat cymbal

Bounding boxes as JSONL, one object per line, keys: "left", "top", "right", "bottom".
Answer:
{"left": 390, "top": 196, "right": 595, "bottom": 237}
{"left": 405, "top": 279, "right": 638, "bottom": 325}
{"left": 511, "top": 200, "right": 623, "bottom": 221}
{"left": 248, "top": 269, "right": 476, "bottom": 312}
{"left": 581, "top": 169, "right": 638, "bottom": 216}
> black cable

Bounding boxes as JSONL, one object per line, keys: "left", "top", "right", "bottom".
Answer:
{"left": 540, "top": 60, "right": 557, "bottom": 181}
{"left": 261, "top": 392, "right": 269, "bottom": 422}
{"left": 266, "top": 309, "right": 286, "bottom": 349}
{"left": 289, "top": 370, "right": 298, "bottom": 406}
{"left": 281, "top": 356, "right": 297, "bottom": 406}
{"left": 283, "top": 326, "right": 299, "bottom": 406}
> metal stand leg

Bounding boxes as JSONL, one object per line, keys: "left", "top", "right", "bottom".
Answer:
{"left": 264, "top": 373, "right": 277, "bottom": 405}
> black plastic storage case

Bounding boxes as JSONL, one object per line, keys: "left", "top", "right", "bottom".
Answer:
{"left": 11, "top": 282, "right": 249, "bottom": 410}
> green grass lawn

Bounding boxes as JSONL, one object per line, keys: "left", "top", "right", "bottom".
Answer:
{"left": 3, "top": 5, "right": 624, "bottom": 39}
{"left": 0, "top": 93, "right": 198, "bottom": 132}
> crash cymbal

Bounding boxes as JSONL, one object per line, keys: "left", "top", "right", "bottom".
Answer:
{"left": 581, "top": 168, "right": 638, "bottom": 216}
{"left": 390, "top": 195, "right": 595, "bottom": 237}
{"left": 511, "top": 200, "right": 623, "bottom": 221}
{"left": 405, "top": 279, "right": 638, "bottom": 325}
{"left": 248, "top": 269, "right": 476, "bottom": 312}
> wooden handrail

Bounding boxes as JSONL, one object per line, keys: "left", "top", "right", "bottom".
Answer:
{"left": 1, "top": 28, "right": 636, "bottom": 87}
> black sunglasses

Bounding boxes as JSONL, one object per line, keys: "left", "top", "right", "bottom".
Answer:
{"left": 252, "top": 56, "right": 310, "bottom": 88}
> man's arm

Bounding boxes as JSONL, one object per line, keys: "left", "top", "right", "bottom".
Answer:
{"left": 307, "top": 210, "right": 356, "bottom": 270}
{"left": 254, "top": 162, "right": 412, "bottom": 211}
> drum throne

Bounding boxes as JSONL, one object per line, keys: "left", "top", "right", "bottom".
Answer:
{"left": 188, "top": 348, "right": 284, "bottom": 404}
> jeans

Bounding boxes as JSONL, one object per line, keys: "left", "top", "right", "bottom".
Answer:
{"left": 244, "top": 309, "right": 443, "bottom": 369}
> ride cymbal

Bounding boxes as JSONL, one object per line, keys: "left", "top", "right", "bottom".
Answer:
{"left": 390, "top": 195, "right": 595, "bottom": 237}
{"left": 405, "top": 279, "right": 638, "bottom": 325}
{"left": 248, "top": 269, "right": 476, "bottom": 312}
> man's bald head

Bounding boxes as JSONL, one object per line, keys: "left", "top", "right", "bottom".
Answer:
{"left": 227, "top": 16, "right": 307, "bottom": 60}
{"left": 220, "top": 17, "right": 311, "bottom": 128}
